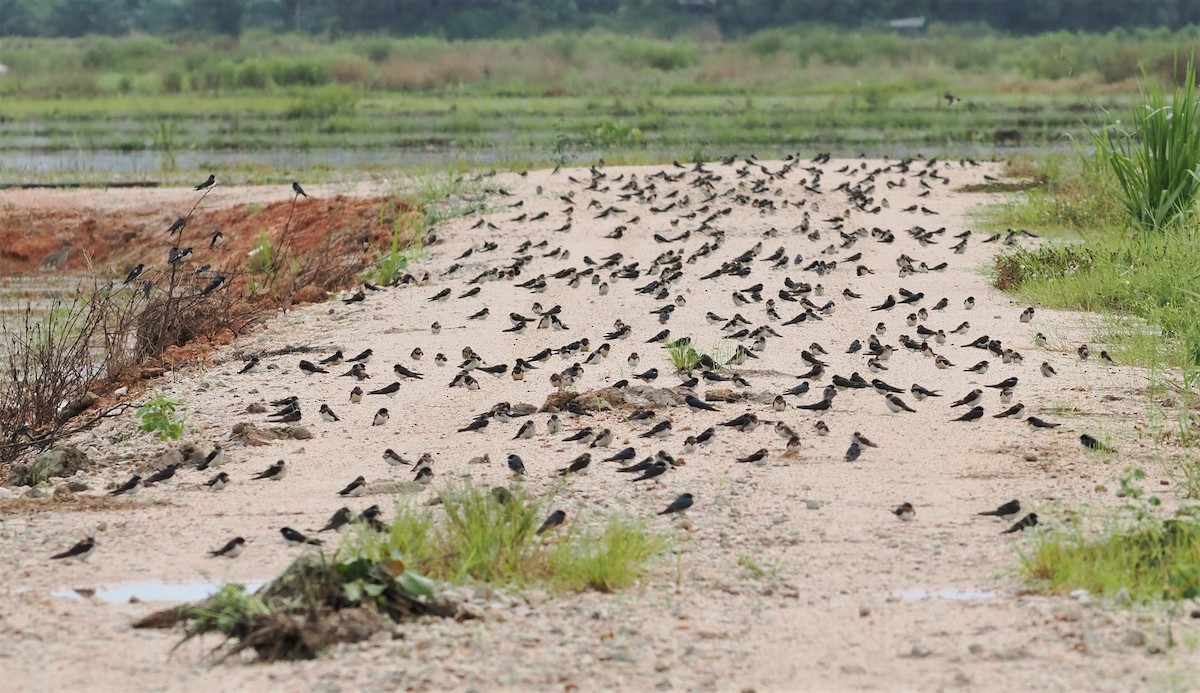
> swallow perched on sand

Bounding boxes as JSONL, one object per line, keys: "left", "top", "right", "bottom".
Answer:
{"left": 347, "top": 349, "right": 373, "bottom": 364}
{"left": 659, "top": 493, "right": 694, "bottom": 515}
{"left": 340, "top": 363, "right": 371, "bottom": 381}
{"left": 382, "top": 448, "right": 409, "bottom": 467}
{"left": 993, "top": 403, "right": 1025, "bottom": 419}
{"left": 319, "top": 404, "right": 340, "bottom": 422}
{"left": 1026, "top": 416, "right": 1060, "bottom": 429}
{"left": 603, "top": 447, "right": 637, "bottom": 463}
{"left": 299, "top": 360, "right": 328, "bottom": 375}
{"left": 1080, "top": 434, "right": 1114, "bottom": 452}
{"left": 209, "top": 537, "right": 246, "bottom": 558}
{"left": 51, "top": 536, "right": 96, "bottom": 561}
{"left": 844, "top": 442, "right": 861, "bottom": 463}
{"left": 1020, "top": 307, "right": 1035, "bottom": 323}
{"left": 884, "top": 394, "right": 916, "bottom": 413}
{"left": 685, "top": 394, "right": 719, "bottom": 412}
{"left": 205, "top": 471, "right": 230, "bottom": 491}
{"left": 507, "top": 454, "right": 527, "bottom": 477}
{"left": 281, "top": 527, "right": 322, "bottom": 545}
{"left": 964, "top": 360, "right": 989, "bottom": 374}
{"left": 736, "top": 448, "right": 769, "bottom": 465}
{"left": 978, "top": 500, "right": 1021, "bottom": 519}
{"left": 632, "top": 460, "right": 669, "bottom": 481}
{"left": 537, "top": 510, "right": 566, "bottom": 535}
{"left": 238, "top": 357, "right": 261, "bottom": 374}
{"left": 253, "top": 460, "right": 286, "bottom": 481}
{"left": 557, "top": 453, "right": 592, "bottom": 476}
{"left": 640, "top": 420, "right": 673, "bottom": 438}
{"left": 338, "top": 475, "right": 367, "bottom": 497}
{"left": 987, "top": 376, "right": 1018, "bottom": 390}
{"left": 110, "top": 474, "right": 141, "bottom": 496}
{"left": 143, "top": 464, "right": 177, "bottom": 485}
{"left": 194, "top": 174, "right": 215, "bottom": 190}
{"left": 369, "top": 382, "right": 401, "bottom": 397}
{"left": 951, "top": 389, "right": 983, "bottom": 408}
{"left": 394, "top": 364, "right": 424, "bottom": 379}
{"left": 1040, "top": 362, "right": 1057, "bottom": 377}
{"left": 1002, "top": 513, "right": 1038, "bottom": 534}
{"left": 319, "top": 507, "right": 353, "bottom": 532}
{"left": 1078, "top": 344, "right": 1090, "bottom": 360}
{"left": 513, "top": 420, "right": 536, "bottom": 440}
{"left": 952, "top": 406, "right": 984, "bottom": 422}
{"left": 373, "top": 408, "right": 390, "bottom": 426}
{"left": 892, "top": 502, "right": 915, "bottom": 521}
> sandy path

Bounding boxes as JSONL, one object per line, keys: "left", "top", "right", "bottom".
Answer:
{"left": 0, "top": 158, "right": 1193, "bottom": 692}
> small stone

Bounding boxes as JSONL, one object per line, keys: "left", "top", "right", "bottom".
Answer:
{"left": 66, "top": 481, "right": 89, "bottom": 492}
{"left": 968, "top": 643, "right": 984, "bottom": 655}
{"left": 288, "top": 425, "right": 313, "bottom": 440}
{"left": 858, "top": 605, "right": 871, "bottom": 617}
{"left": 1122, "top": 630, "right": 1146, "bottom": 647}
{"left": 609, "top": 650, "right": 635, "bottom": 663}
{"left": 246, "top": 402, "right": 267, "bottom": 413}
{"left": 805, "top": 500, "right": 821, "bottom": 510}
{"left": 840, "top": 664, "right": 866, "bottom": 675}
{"left": 1055, "top": 604, "right": 1083, "bottom": 622}
{"left": 525, "top": 589, "right": 547, "bottom": 607}
{"left": 24, "top": 487, "right": 46, "bottom": 499}
{"left": 910, "top": 642, "right": 932, "bottom": 658}
{"left": 1023, "top": 452, "right": 1038, "bottom": 462}
{"left": 1069, "top": 588, "right": 1090, "bottom": 602}
{"left": 1114, "top": 587, "right": 1131, "bottom": 605}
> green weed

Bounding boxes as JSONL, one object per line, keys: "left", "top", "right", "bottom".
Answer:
{"left": 134, "top": 392, "right": 185, "bottom": 441}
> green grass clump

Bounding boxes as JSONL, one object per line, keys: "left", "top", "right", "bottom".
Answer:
{"left": 134, "top": 392, "right": 185, "bottom": 440}
{"left": 340, "top": 483, "right": 667, "bottom": 592}
{"left": 1023, "top": 517, "right": 1200, "bottom": 602}
{"left": 666, "top": 342, "right": 701, "bottom": 372}
{"left": 1093, "top": 61, "right": 1200, "bottom": 233}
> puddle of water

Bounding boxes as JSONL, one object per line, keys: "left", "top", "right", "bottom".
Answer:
{"left": 894, "top": 588, "right": 997, "bottom": 601}
{"left": 52, "top": 579, "right": 264, "bottom": 604}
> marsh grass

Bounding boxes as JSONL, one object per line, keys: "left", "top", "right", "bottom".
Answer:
{"left": 1022, "top": 516, "right": 1200, "bottom": 602}
{"left": 341, "top": 483, "right": 667, "bottom": 592}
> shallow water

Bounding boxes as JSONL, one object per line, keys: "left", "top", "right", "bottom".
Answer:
{"left": 893, "top": 588, "right": 997, "bottom": 601}
{"left": 52, "top": 579, "right": 265, "bottom": 603}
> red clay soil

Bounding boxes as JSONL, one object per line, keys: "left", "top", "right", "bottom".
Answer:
{"left": 0, "top": 193, "right": 417, "bottom": 278}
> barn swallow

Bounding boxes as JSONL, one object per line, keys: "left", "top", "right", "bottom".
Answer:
{"left": 884, "top": 394, "right": 916, "bottom": 413}
{"left": 427, "top": 288, "right": 451, "bottom": 302}
{"left": 1020, "top": 307, "right": 1035, "bottom": 323}
{"left": 1080, "top": 434, "right": 1114, "bottom": 452}
{"left": 964, "top": 360, "right": 989, "bottom": 374}
{"left": 319, "top": 404, "right": 340, "bottom": 422}
{"left": 844, "top": 442, "right": 861, "bottom": 463}
{"left": 1078, "top": 344, "right": 1089, "bottom": 360}
{"left": 373, "top": 408, "right": 390, "bottom": 426}
{"left": 685, "top": 394, "right": 718, "bottom": 412}
{"left": 537, "top": 510, "right": 566, "bottom": 535}
{"left": 632, "top": 367, "right": 659, "bottom": 382}
{"left": 281, "top": 527, "right": 322, "bottom": 545}
{"left": 1040, "top": 362, "right": 1057, "bottom": 377}
{"left": 993, "top": 403, "right": 1025, "bottom": 418}
{"left": 347, "top": 349, "right": 373, "bottom": 364}
{"left": 209, "top": 231, "right": 224, "bottom": 249}
{"left": 999, "top": 387, "right": 1014, "bottom": 404}
{"left": 1002, "top": 513, "right": 1038, "bottom": 533}
{"left": 963, "top": 297, "right": 975, "bottom": 310}
{"left": 110, "top": 474, "right": 141, "bottom": 496}
{"left": 951, "top": 389, "right": 982, "bottom": 408}
{"left": 1026, "top": 417, "right": 1060, "bottom": 429}
{"left": 343, "top": 291, "right": 366, "bottom": 304}
{"left": 299, "top": 360, "right": 328, "bottom": 375}
{"left": 383, "top": 449, "right": 409, "bottom": 467}
{"left": 1100, "top": 350, "right": 1114, "bottom": 364}
{"left": 393, "top": 363, "right": 424, "bottom": 379}
{"left": 590, "top": 429, "right": 614, "bottom": 448}
{"left": 660, "top": 493, "right": 694, "bottom": 515}
{"left": 814, "top": 420, "right": 829, "bottom": 436}
{"left": 338, "top": 364, "right": 369, "bottom": 381}
{"left": 236, "top": 357, "right": 260, "bottom": 375}
{"left": 632, "top": 460, "right": 669, "bottom": 481}
{"left": 507, "top": 454, "right": 527, "bottom": 477}
{"left": 513, "top": 420, "right": 536, "bottom": 440}
{"left": 736, "top": 448, "right": 769, "bottom": 465}
{"left": 987, "top": 376, "right": 1018, "bottom": 389}
{"left": 337, "top": 476, "right": 367, "bottom": 497}
{"left": 547, "top": 415, "right": 563, "bottom": 434}
{"left": 349, "top": 386, "right": 364, "bottom": 403}
{"left": 51, "top": 536, "right": 96, "bottom": 561}
{"left": 315, "top": 507, "right": 352, "bottom": 533}
{"left": 122, "top": 264, "right": 145, "bottom": 285}
{"left": 640, "top": 420, "right": 672, "bottom": 438}
{"left": 253, "top": 460, "right": 286, "bottom": 480}
{"left": 557, "top": 453, "right": 592, "bottom": 476}
{"left": 205, "top": 471, "right": 230, "bottom": 491}
{"left": 209, "top": 537, "right": 246, "bottom": 558}
{"left": 369, "top": 382, "right": 401, "bottom": 397}
{"left": 978, "top": 500, "right": 1021, "bottom": 519}
{"left": 167, "top": 246, "right": 193, "bottom": 265}
{"left": 952, "top": 406, "right": 984, "bottom": 422}
{"left": 602, "top": 447, "right": 636, "bottom": 463}
{"left": 852, "top": 431, "right": 878, "bottom": 448}
{"left": 292, "top": 181, "right": 309, "bottom": 198}
{"left": 143, "top": 464, "right": 177, "bottom": 485}
{"left": 910, "top": 383, "right": 940, "bottom": 400}
{"left": 892, "top": 502, "right": 915, "bottom": 521}
{"left": 194, "top": 174, "right": 215, "bottom": 190}
{"left": 720, "top": 413, "right": 759, "bottom": 431}
{"left": 166, "top": 217, "right": 186, "bottom": 235}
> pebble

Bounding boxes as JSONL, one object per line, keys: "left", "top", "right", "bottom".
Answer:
{"left": 525, "top": 590, "right": 547, "bottom": 607}
{"left": 909, "top": 642, "right": 932, "bottom": 658}
{"left": 805, "top": 500, "right": 821, "bottom": 510}
{"left": 1122, "top": 630, "right": 1146, "bottom": 647}
{"left": 840, "top": 664, "right": 866, "bottom": 675}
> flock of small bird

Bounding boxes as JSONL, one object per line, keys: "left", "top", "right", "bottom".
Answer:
{"left": 51, "top": 155, "right": 1115, "bottom": 563}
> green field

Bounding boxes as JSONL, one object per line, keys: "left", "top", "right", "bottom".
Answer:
{"left": 0, "top": 28, "right": 1184, "bottom": 182}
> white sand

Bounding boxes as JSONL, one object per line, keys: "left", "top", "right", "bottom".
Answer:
{"left": 0, "top": 158, "right": 1194, "bottom": 691}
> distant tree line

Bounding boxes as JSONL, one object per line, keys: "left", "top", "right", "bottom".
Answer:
{"left": 4, "top": 0, "right": 1200, "bottom": 38}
